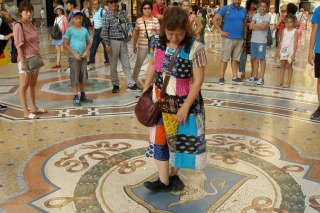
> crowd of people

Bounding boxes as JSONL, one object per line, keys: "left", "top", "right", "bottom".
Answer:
{"left": 0, "top": 0, "right": 320, "bottom": 194}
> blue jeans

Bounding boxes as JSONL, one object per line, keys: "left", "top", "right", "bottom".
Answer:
{"left": 89, "top": 28, "right": 108, "bottom": 62}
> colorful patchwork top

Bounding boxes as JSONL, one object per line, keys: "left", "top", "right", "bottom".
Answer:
{"left": 147, "top": 35, "right": 207, "bottom": 169}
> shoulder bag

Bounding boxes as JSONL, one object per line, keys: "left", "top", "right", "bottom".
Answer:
{"left": 135, "top": 42, "right": 183, "bottom": 127}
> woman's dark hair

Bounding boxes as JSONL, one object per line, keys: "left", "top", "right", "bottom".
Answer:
{"left": 140, "top": 1, "right": 153, "bottom": 14}
{"left": 287, "top": 3, "right": 298, "bottom": 15}
{"left": 245, "top": 0, "right": 259, "bottom": 11}
{"left": 159, "top": 7, "right": 193, "bottom": 52}
{"left": 18, "top": 0, "right": 34, "bottom": 18}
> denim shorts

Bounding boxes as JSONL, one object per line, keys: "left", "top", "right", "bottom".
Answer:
{"left": 250, "top": 42, "right": 267, "bottom": 60}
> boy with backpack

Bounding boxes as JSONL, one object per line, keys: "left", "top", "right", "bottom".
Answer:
{"left": 63, "top": 10, "right": 93, "bottom": 107}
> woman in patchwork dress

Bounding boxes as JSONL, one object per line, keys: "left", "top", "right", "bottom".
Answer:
{"left": 143, "top": 7, "right": 207, "bottom": 192}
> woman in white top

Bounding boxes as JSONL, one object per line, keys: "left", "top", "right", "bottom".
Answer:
{"left": 50, "top": 5, "right": 68, "bottom": 69}
{"left": 133, "top": 0, "right": 160, "bottom": 84}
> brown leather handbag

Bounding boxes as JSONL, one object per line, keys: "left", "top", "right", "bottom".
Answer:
{"left": 135, "top": 43, "right": 183, "bottom": 127}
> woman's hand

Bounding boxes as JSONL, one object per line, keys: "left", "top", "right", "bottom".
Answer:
{"left": 133, "top": 45, "right": 137, "bottom": 54}
{"left": 21, "top": 62, "right": 29, "bottom": 71}
{"left": 176, "top": 105, "right": 189, "bottom": 125}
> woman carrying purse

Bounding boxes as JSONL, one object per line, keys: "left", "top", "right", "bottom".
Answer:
{"left": 13, "top": 0, "right": 46, "bottom": 119}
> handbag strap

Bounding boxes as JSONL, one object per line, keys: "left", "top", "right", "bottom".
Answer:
{"left": 160, "top": 42, "right": 184, "bottom": 99}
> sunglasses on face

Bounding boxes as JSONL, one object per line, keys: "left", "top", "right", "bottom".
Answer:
{"left": 109, "top": 0, "right": 118, "bottom": 4}
{"left": 143, "top": 7, "right": 151, "bottom": 10}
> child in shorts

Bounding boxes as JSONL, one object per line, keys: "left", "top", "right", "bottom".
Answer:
{"left": 63, "top": 10, "right": 92, "bottom": 106}
{"left": 249, "top": 0, "right": 271, "bottom": 85}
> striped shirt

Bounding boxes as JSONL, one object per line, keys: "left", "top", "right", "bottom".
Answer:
{"left": 13, "top": 22, "right": 40, "bottom": 61}
{"left": 135, "top": 16, "right": 160, "bottom": 48}
{"left": 102, "top": 9, "right": 133, "bottom": 45}
{"left": 93, "top": 7, "right": 104, "bottom": 29}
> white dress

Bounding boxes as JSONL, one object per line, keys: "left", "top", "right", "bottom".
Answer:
{"left": 280, "top": 28, "right": 296, "bottom": 61}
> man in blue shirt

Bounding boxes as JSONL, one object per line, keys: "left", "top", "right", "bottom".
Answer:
{"left": 88, "top": 0, "right": 109, "bottom": 65}
{"left": 308, "top": 6, "right": 320, "bottom": 120}
{"left": 212, "top": 0, "right": 247, "bottom": 85}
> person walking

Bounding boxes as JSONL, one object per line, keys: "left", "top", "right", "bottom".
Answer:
{"left": 13, "top": 0, "right": 47, "bottom": 119}
{"left": 102, "top": 0, "right": 140, "bottom": 93}
{"left": 132, "top": 1, "right": 160, "bottom": 84}
{"left": 87, "top": 0, "right": 109, "bottom": 65}
{"left": 40, "top": 7, "right": 45, "bottom": 28}
{"left": 269, "top": 5, "right": 277, "bottom": 47}
{"left": 212, "top": 0, "right": 247, "bottom": 85}
{"left": 142, "top": 7, "right": 207, "bottom": 192}
{"left": 308, "top": 6, "right": 320, "bottom": 121}
{"left": 50, "top": 5, "right": 68, "bottom": 69}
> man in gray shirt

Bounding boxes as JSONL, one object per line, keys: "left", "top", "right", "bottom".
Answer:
{"left": 249, "top": 0, "right": 270, "bottom": 85}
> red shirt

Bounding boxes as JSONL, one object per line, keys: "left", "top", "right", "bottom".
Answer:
{"left": 151, "top": 3, "right": 167, "bottom": 17}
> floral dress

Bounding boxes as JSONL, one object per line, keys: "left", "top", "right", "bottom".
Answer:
{"left": 145, "top": 35, "right": 207, "bottom": 170}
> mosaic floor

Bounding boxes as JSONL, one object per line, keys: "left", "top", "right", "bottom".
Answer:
{"left": 0, "top": 27, "right": 319, "bottom": 213}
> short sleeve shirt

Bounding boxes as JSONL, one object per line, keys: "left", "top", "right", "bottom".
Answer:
{"left": 13, "top": 22, "right": 40, "bottom": 61}
{"left": 135, "top": 16, "right": 160, "bottom": 48}
{"left": 218, "top": 4, "right": 246, "bottom": 39}
{"left": 64, "top": 26, "right": 90, "bottom": 57}
{"left": 311, "top": 6, "right": 320, "bottom": 53}
{"left": 251, "top": 13, "right": 271, "bottom": 44}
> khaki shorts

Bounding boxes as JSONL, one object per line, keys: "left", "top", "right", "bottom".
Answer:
{"left": 69, "top": 57, "right": 88, "bottom": 85}
{"left": 221, "top": 38, "right": 244, "bottom": 62}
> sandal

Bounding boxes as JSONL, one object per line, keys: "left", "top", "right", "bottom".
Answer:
{"left": 24, "top": 113, "right": 40, "bottom": 119}
{"left": 30, "top": 107, "right": 47, "bottom": 114}
{"left": 283, "top": 85, "right": 290, "bottom": 88}
{"left": 276, "top": 83, "right": 282, "bottom": 87}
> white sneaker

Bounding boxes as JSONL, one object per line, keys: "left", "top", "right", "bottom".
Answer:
{"left": 257, "top": 78, "right": 264, "bottom": 85}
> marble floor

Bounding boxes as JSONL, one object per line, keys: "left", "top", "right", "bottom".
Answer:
{"left": 0, "top": 27, "right": 319, "bottom": 213}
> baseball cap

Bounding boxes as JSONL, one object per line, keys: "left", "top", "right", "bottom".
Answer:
{"left": 71, "top": 10, "right": 82, "bottom": 17}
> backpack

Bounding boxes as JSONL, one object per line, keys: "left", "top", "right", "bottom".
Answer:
{"left": 0, "top": 15, "right": 13, "bottom": 55}
{"left": 82, "top": 8, "right": 91, "bottom": 29}
{"left": 221, "top": 5, "right": 246, "bottom": 30}
{"left": 51, "top": 17, "right": 63, "bottom": 39}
